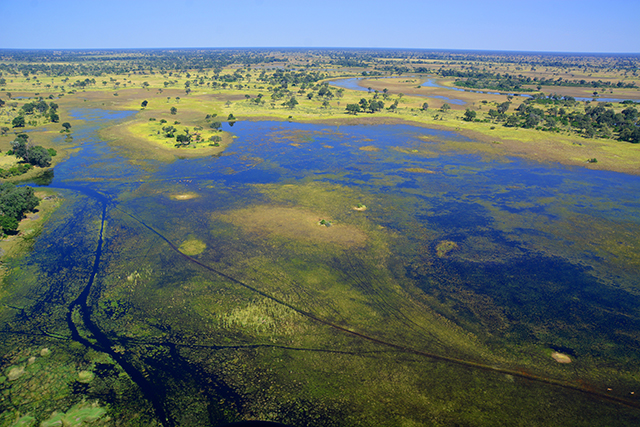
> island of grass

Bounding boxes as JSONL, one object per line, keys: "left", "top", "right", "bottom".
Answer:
{"left": 105, "top": 112, "right": 234, "bottom": 160}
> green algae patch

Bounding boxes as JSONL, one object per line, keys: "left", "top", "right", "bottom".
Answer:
{"left": 179, "top": 238, "right": 206, "bottom": 256}
{"left": 436, "top": 240, "right": 458, "bottom": 258}
{"left": 216, "top": 206, "right": 367, "bottom": 249}
{"left": 77, "top": 370, "right": 95, "bottom": 383}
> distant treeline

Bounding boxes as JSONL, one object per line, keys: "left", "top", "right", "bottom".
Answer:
{"left": 1, "top": 49, "right": 638, "bottom": 79}
{"left": 446, "top": 70, "right": 638, "bottom": 92}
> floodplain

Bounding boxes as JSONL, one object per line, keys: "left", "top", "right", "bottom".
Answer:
{"left": 1, "top": 49, "right": 640, "bottom": 427}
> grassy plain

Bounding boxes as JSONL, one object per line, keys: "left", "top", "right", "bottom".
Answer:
{"left": 2, "top": 54, "right": 638, "bottom": 174}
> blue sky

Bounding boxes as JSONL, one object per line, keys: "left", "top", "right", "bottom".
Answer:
{"left": 1, "top": 0, "right": 639, "bottom": 53}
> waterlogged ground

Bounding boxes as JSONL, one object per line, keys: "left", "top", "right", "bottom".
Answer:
{"left": 2, "top": 109, "right": 640, "bottom": 426}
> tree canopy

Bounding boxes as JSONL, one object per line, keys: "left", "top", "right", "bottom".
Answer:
{"left": 0, "top": 182, "right": 39, "bottom": 234}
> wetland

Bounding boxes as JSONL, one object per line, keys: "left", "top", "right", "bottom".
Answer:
{"left": 1, "top": 48, "right": 640, "bottom": 426}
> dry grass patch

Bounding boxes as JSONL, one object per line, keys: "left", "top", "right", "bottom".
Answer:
{"left": 359, "top": 145, "right": 380, "bottom": 152}
{"left": 216, "top": 206, "right": 367, "bottom": 248}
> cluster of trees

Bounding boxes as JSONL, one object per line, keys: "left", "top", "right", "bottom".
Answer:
{"left": 450, "top": 70, "right": 637, "bottom": 92}
{"left": 346, "top": 98, "right": 385, "bottom": 115}
{"left": 258, "top": 69, "right": 325, "bottom": 87}
{"left": 10, "top": 134, "right": 54, "bottom": 167}
{"left": 0, "top": 182, "right": 39, "bottom": 235}
{"left": 485, "top": 97, "right": 639, "bottom": 142}
{"left": 0, "top": 49, "right": 288, "bottom": 77}
{"left": 12, "top": 100, "right": 60, "bottom": 126}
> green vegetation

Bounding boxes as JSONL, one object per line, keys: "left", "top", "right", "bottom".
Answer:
{"left": 1, "top": 48, "right": 640, "bottom": 427}
{"left": 0, "top": 182, "right": 39, "bottom": 234}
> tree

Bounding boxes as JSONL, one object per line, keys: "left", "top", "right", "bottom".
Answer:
{"left": 283, "top": 97, "right": 298, "bottom": 109}
{"left": 0, "top": 182, "right": 39, "bottom": 235}
{"left": 27, "top": 145, "right": 52, "bottom": 167}
{"left": 421, "top": 102, "right": 429, "bottom": 111}
{"left": 209, "top": 121, "right": 222, "bottom": 130}
{"left": 227, "top": 113, "right": 236, "bottom": 121}
{"left": 176, "top": 134, "right": 190, "bottom": 145}
{"left": 62, "top": 122, "right": 72, "bottom": 132}
{"left": 12, "top": 116, "right": 25, "bottom": 128}
{"left": 141, "top": 100, "right": 148, "bottom": 108}
{"left": 11, "top": 139, "right": 29, "bottom": 161}
{"left": 346, "top": 104, "right": 361, "bottom": 115}
{"left": 497, "top": 101, "right": 511, "bottom": 114}
{"left": 463, "top": 109, "right": 477, "bottom": 121}
{"left": 49, "top": 112, "right": 59, "bottom": 123}
{"left": 440, "top": 103, "right": 451, "bottom": 112}
{"left": 170, "top": 106, "right": 178, "bottom": 115}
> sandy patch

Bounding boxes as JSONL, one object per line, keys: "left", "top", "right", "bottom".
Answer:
{"left": 217, "top": 206, "right": 367, "bottom": 248}
{"left": 551, "top": 352, "right": 572, "bottom": 364}
{"left": 169, "top": 193, "right": 198, "bottom": 200}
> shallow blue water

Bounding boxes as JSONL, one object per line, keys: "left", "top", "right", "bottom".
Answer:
{"left": 23, "top": 108, "right": 640, "bottom": 424}
{"left": 329, "top": 77, "right": 636, "bottom": 104}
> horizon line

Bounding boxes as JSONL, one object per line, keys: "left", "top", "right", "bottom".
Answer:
{"left": 1, "top": 47, "right": 639, "bottom": 56}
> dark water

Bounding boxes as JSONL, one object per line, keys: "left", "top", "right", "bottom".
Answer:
{"left": 2, "top": 109, "right": 640, "bottom": 426}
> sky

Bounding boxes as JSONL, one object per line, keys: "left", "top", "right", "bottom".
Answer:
{"left": 1, "top": 0, "right": 639, "bottom": 53}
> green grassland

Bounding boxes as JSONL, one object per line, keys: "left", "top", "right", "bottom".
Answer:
{"left": 2, "top": 51, "right": 638, "bottom": 174}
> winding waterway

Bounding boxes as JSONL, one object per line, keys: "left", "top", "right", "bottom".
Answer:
{"left": 330, "top": 76, "right": 637, "bottom": 103}
{"left": 2, "top": 109, "right": 640, "bottom": 426}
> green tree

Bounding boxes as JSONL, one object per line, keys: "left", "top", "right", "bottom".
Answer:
{"left": 421, "top": 102, "right": 429, "bottom": 111}
{"left": 463, "top": 109, "right": 477, "bottom": 121}
{"left": 11, "top": 139, "right": 29, "bottom": 161}
{"left": 176, "top": 134, "right": 190, "bottom": 145}
{"left": 27, "top": 146, "right": 52, "bottom": 167}
{"left": 170, "top": 106, "right": 178, "bottom": 115}
{"left": 345, "top": 104, "right": 361, "bottom": 115}
{"left": 497, "top": 101, "right": 511, "bottom": 114}
{"left": 0, "top": 182, "right": 39, "bottom": 234}
{"left": 62, "top": 122, "right": 72, "bottom": 132}
{"left": 141, "top": 100, "right": 148, "bottom": 108}
{"left": 12, "top": 116, "right": 25, "bottom": 128}
{"left": 283, "top": 97, "right": 298, "bottom": 109}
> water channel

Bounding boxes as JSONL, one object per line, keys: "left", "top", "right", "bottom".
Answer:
{"left": 330, "top": 76, "right": 637, "bottom": 103}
